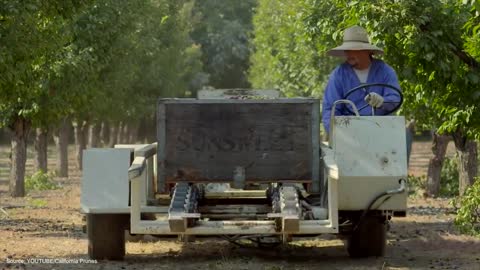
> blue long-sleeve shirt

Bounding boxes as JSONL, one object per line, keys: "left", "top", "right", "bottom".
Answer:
{"left": 321, "top": 59, "right": 401, "bottom": 133}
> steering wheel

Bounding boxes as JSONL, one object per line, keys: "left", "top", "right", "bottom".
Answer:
{"left": 343, "top": 83, "right": 403, "bottom": 115}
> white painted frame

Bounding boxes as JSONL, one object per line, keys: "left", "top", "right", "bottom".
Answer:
{"left": 129, "top": 145, "right": 339, "bottom": 235}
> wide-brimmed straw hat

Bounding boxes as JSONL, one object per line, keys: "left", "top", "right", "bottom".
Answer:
{"left": 327, "top": 25, "right": 384, "bottom": 57}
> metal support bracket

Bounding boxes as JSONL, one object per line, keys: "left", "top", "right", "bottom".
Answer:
{"left": 268, "top": 185, "right": 300, "bottom": 233}
{"left": 168, "top": 183, "right": 201, "bottom": 232}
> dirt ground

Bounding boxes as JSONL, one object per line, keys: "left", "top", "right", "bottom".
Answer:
{"left": 0, "top": 141, "right": 479, "bottom": 270}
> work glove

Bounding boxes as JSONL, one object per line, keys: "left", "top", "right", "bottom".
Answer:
{"left": 364, "top": 92, "right": 384, "bottom": 108}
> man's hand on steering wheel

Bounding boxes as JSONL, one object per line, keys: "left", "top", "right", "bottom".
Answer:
{"left": 364, "top": 92, "right": 384, "bottom": 108}
{"left": 343, "top": 83, "right": 403, "bottom": 115}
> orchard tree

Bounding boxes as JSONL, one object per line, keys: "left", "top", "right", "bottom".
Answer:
{"left": 62, "top": 0, "right": 203, "bottom": 169}
{"left": 191, "top": 0, "right": 256, "bottom": 90}
{"left": 0, "top": 1, "right": 91, "bottom": 196}
{"left": 249, "top": 0, "right": 338, "bottom": 99}
{"left": 0, "top": 0, "right": 203, "bottom": 196}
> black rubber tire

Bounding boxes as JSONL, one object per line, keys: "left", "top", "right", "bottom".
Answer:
{"left": 346, "top": 216, "right": 386, "bottom": 258}
{"left": 87, "top": 214, "right": 129, "bottom": 260}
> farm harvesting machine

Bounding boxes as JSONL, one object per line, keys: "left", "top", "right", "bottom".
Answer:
{"left": 81, "top": 85, "right": 407, "bottom": 260}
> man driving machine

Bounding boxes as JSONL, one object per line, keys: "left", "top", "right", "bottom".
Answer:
{"left": 322, "top": 25, "right": 402, "bottom": 134}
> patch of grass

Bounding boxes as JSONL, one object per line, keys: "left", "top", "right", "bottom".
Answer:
{"left": 453, "top": 178, "right": 480, "bottom": 236}
{"left": 27, "top": 198, "right": 48, "bottom": 208}
{"left": 407, "top": 174, "right": 426, "bottom": 196}
{"left": 25, "top": 170, "right": 59, "bottom": 193}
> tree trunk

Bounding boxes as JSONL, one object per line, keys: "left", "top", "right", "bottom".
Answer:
{"left": 425, "top": 132, "right": 450, "bottom": 197}
{"left": 101, "top": 121, "right": 110, "bottom": 146}
{"left": 74, "top": 120, "right": 89, "bottom": 170}
{"left": 88, "top": 122, "right": 102, "bottom": 148}
{"left": 117, "top": 121, "right": 124, "bottom": 144}
{"left": 457, "top": 141, "right": 478, "bottom": 195}
{"left": 9, "top": 117, "right": 30, "bottom": 197}
{"left": 117, "top": 121, "right": 129, "bottom": 144}
{"left": 108, "top": 121, "right": 119, "bottom": 148}
{"left": 137, "top": 117, "right": 147, "bottom": 143}
{"left": 452, "top": 129, "right": 478, "bottom": 195}
{"left": 145, "top": 116, "right": 156, "bottom": 143}
{"left": 127, "top": 122, "right": 139, "bottom": 144}
{"left": 34, "top": 127, "right": 48, "bottom": 172}
{"left": 121, "top": 122, "right": 129, "bottom": 143}
{"left": 138, "top": 117, "right": 154, "bottom": 143}
{"left": 54, "top": 118, "right": 70, "bottom": 177}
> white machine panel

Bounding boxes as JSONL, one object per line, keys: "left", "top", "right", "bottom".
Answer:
{"left": 81, "top": 148, "right": 131, "bottom": 213}
{"left": 332, "top": 116, "right": 407, "bottom": 177}
{"left": 330, "top": 116, "right": 408, "bottom": 210}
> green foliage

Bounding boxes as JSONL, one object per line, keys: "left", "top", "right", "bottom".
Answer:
{"left": 191, "top": 0, "right": 256, "bottom": 90}
{"left": 25, "top": 170, "right": 59, "bottom": 192}
{"left": 0, "top": 0, "right": 89, "bottom": 129}
{"left": 66, "top": 0, "right": 203, "bottom": 123}
{"left": 249, "top": 0, "right": 338, "bottom": 98}
{"left": 0, "top": 0, "right": 204, "bottom": 130}
{"left": 453, "top": 178, "right": 480, "bottom": 236}
{"left": 440, "top": 156, "right": 460, "bottom": 197}
{"left": 407, "top": 174, "right": 426, "bottom": 196}
{"left": 463, "top": 1, "right": 480, "bottom": 60}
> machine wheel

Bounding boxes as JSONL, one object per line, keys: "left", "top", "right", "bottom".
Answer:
{"left": 346, "top": 216, "right": 386, "bottom": 258}
{"left": 87, "top": 214, "right": 129, "bottom": 260}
